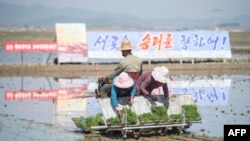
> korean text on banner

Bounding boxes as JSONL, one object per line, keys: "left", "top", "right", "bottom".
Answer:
{"left": 87, "top": 31, "right": 231, "bottom": 59}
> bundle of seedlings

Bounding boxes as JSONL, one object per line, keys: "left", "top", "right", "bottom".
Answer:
{"left": 168, "top": 114, "right": 182, "bottom": 123}
{"left": 182, "top": 105, "right": 201, "bottom": 121}
{"left": 138, "top": 106, "right": 168, "bottom": 124}
{"left": 122, "top": 107, "right": 137, "bottom": 125}
{"left": 107, "top": 116, "right": 121, "bottom": 126}
{"left": 138, "top": 113, "right": 155, "bottom": 124}
{"left": 74, "top": 114, "right": 104, "bottom": 131}
{"left": 151, "top": 106, "right": 168, "bottom": 123}
{"left": 107, "top": 107, "right": 137, "bottom": 126}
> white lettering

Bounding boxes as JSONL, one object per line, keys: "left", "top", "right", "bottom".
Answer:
{"left": 14, "top": 44, "right": 31, "bottom": 50}
{"left": 235, "top": 129, "right": 241, "bottom": 136}
{"left": 6, "top": 44, "right": 13, "bottom": 50}
{"left": 228, "top": 129, "right": 235, "bottom": 136}
{"left": 241, "top": 129, "right": 246, "bottom": 136}
{"left": 6, "top": 92, "right": 13, "bottom": 99}
{"left": 32, "top": 44, "right": 57, "bottom": 51}
{"left": 228, "top": 129, "right": 247, "bottom": 136}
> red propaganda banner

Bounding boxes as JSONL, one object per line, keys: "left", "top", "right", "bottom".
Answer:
{"left": 4, "top": 88, "right": 90, "bottom": 100}
{"left": 4, "top": 90, "right": 58, "bottom": 100}
{"left": 4, "top": 42, "right": 58, "bottom": 52}
{"left": 58, "top": 42, "right": 88, "bottom": 55}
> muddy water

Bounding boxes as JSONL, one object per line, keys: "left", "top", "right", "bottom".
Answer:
{"left": 0, "top": 74, "right": 249, "bottom": 141}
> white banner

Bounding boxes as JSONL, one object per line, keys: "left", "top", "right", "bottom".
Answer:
{"left": 87, "top": 31, "right": 231, "bottom": 59}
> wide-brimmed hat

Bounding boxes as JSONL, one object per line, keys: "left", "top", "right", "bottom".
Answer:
{"left": 117, "top": 40, "right": 134, "bottom": 50}
{"left": 114, "top": 72, "right": 134, "bottom": 88}
{"left": 152, "top": 66, "right": 170, "bottom": 83}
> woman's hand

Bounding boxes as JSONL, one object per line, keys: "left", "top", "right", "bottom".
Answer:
{"left": 116, "top": 107, "right": 122, "bottom": 117}
{"left": 129, "top": 96, "right": 134, "bottom": 105}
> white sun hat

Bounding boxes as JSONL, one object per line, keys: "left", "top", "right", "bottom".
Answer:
{"left": 152, "top": 66, "right": 170, "bottom": 83}
{"left": 114, "top": 72, "right": 134, "bottom": 88}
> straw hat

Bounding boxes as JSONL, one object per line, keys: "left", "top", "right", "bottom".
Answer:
{"left": 152, "top": 66, "right": 170, "bottom": 83}
{"left": 114, "top": 72, "right": 134, "bottom": 88}
{"left": 117, "top": 40, "right": 134, "bottom": 50}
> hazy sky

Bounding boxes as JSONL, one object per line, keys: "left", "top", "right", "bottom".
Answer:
{"left": 1, "top": 0, "right": 249, "bottom": 19}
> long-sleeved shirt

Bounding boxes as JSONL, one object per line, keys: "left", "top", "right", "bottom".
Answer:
{"left": 110, "top": 76, "right": 136, "bottom": 108}
{"left": 135, "top": 72, "right": 169, "bottom": 98}
{"left": 107, "top": 54, "right": 142, "bottom": 79}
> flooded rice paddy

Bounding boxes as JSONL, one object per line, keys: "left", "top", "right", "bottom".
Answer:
{"left": 0, "top": 46, "right": 250, "bottom": 140}
{"left": 0, "top": 74, "right": 250, "bottom": 141}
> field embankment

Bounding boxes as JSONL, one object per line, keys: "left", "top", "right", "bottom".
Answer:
{"left": 0, "top": 62, "right": 250, "bottom": 77}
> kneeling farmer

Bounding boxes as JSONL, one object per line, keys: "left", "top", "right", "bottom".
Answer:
{"left": 110, "top": 72, "right": 136, "bottom": 115}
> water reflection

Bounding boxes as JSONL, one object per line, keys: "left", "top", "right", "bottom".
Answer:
{"left": 153, "top": 76, "right": 231, "bottom": 106}
{"left": 0, "top": 116, "right": 84, "bottom": 141}
{"left": 0, "top": 74, "right": 250, "bottom": 140}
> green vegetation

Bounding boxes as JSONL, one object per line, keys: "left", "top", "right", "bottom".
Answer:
{"left": 72, "top": 105, "right": 201, "bottom": 130}
{"left": 138, "top": 113, "right": 155, "bottom": 124}
{"left": 151, "top": 106, "right": 168, "bottom": 122}
{"left": 182, "top": 105, "right": 201, "bottom": 121}
{"left": 169, "top": 114, "right": 182, "bottom": 123}
{"left": 107, "top": 117, "right": 121, "bottom": 126}
{"left": 138, "top": 106, "right": 168, "bottom": 124}
{"left": 73, "top": 107, "right": 138, "bottom": 129}
{"left": 168, "top": 105, "right": 202, "bottom": 123}
{"left": 107, "top": 107, "right": 137, "bottom": 126}
{"left": 138, "top": 105, "right": 201, "bottom": 124}
{"left": 123, "top": 107, "right": 138, "bottom": 125}
{"left": 74, "top": 114, "right": 104, "bottom": 131}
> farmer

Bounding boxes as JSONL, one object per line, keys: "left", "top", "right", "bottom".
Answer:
{"left": 96, "top": 39, "right": 143, "bottom": 97}
{"left": 135, "top": 66, "right": 170, "bottom": 107}
{"left": 110, "top": 72, "right": 136, "bottom": 115}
